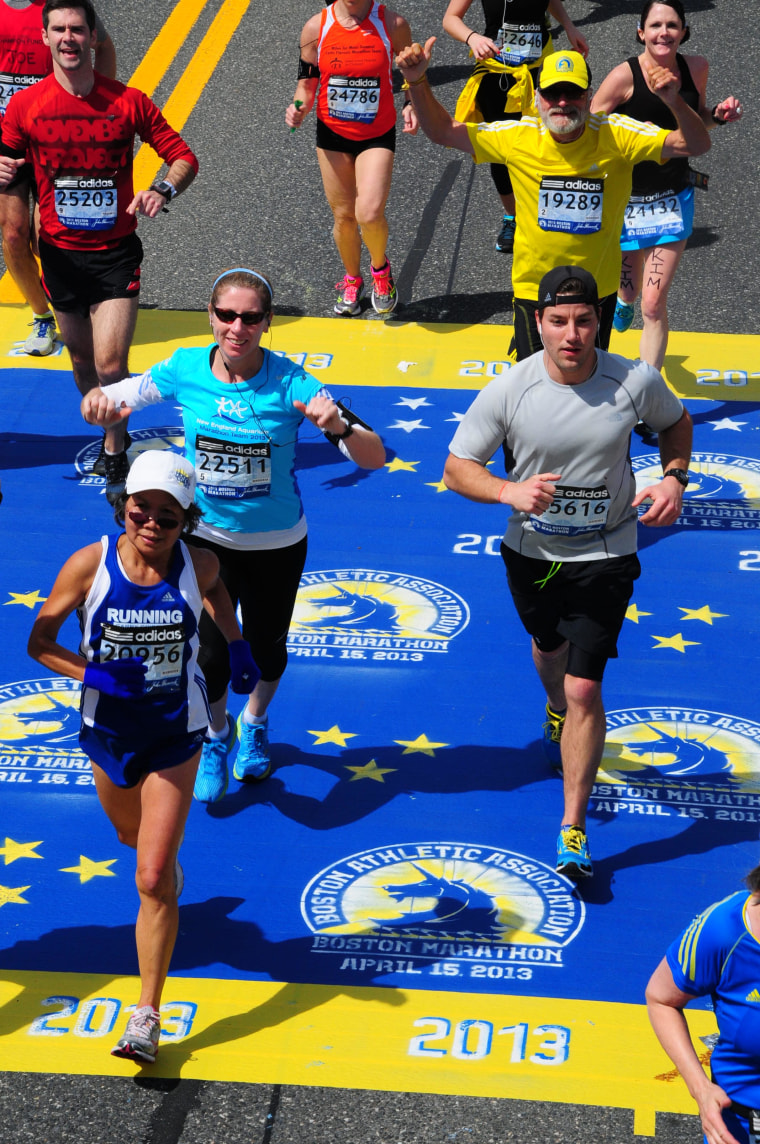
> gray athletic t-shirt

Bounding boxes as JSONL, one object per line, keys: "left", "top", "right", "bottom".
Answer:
{"left": 449, "top": 349, "right": 684, "bottom": 561}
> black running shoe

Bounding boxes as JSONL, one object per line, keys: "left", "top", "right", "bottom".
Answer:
{"left": 92, "top": 431, "right": 131, "bottom": 477}
{"left": 495, "top": 214, "right": 516, "bottom": 253}
{"left": 104, "top": 448, "right": 131, "bottom": 505}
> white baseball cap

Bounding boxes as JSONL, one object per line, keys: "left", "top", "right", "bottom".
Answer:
{"left": 125, "top": 450, "right": 196, "bottom": 510}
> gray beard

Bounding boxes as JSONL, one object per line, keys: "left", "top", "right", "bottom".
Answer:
{"left": 3, "top": 0, "right": 34, "bottom": 9}
{"left": 538, "top": 107, "right": 586, "bottom": 136}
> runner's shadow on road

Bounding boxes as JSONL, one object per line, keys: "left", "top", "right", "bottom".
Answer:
{"left": 0, "top": 432, "right": 96, "bottom": 471}
{"left": 0, "top": 899, "right": 405, "bottom": 1067}
{"left": 204, "top": 741, "right": 553, "bottom": 827}
{"left": 576, "top": 813, "right": 759, "bottom": 905}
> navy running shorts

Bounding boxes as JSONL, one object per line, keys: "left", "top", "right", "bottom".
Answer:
{"left": 80, "top": 723, "right": 205, "bottom": 789}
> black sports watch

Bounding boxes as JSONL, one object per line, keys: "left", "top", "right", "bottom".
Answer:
{"left": 149, "top": 180, "right": 177, "bottom": 203}
{"left": 663, "top": 467, "right": 689, "bottom": 488}
{"left": 336, "top": 418, "right": 354, "bottom": 440}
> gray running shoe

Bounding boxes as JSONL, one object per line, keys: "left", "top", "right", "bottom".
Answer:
{"left": 111, "top": 1005, "right": 161, "bottom": 1063}
{"left": 23, "top": 314, "right": 56, "bottom": 356}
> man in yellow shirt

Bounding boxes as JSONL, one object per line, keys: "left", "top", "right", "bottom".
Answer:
{"left": 396, "top": 44, "right": 710, "bottom": 358}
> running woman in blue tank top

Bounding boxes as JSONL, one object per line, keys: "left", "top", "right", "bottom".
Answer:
{"left": 28, "top": 450, "right": 257, "bottom": 1065}
{"left": 592, "top": 1, "right": 743, "bottom": 370}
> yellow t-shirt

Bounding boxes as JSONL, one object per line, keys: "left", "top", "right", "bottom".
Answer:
{"left": 467, "top": 112, "right": 669, "bottom": 299}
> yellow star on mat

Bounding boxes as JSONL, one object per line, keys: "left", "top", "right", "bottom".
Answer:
{"left": 626, "top": 603, "right": 652, "bottom": 624}
{"left": 425, "top": 479, "right": 448, "bottom": 493}
{"left": 0, "top": 838, "right": 43, "bottom": 865}
{"left": 3, "top": 589, "right": 47, "bottom": 608}
{"left": 0, "top": 884, "right": 30, "bottom": 907}
{"left": 60, "top": 856, "right": 117, "bottom": 883}
{"left": 345, "top": 759, "right": 396, "bottom": 782}
{"left": 308, "top": 725, "right": 357, "bottom": 747}
{"left": 651, "top": 633, "right": 700, "bottom": 653}
{"left": 385, "top": 457, "right": 419, "bottom": 473}
{"left": 678, "top": 605, "right": 728, "bottom": 625}
{"left": 394, "top": 733, "right": 449, "bottom": 756}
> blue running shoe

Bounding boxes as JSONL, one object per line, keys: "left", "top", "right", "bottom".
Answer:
{"left": 612, "top": 298, "right": 635, "bottom": 333}
{"left": 556, "top": 825, "right": 593, "bottom": 880}
{"left": 495, "top": 214, "right": 516, "bottom": 253}
{"left": 233, "top": 714, "right": 271, "bottom": 782}
{"left": 193, "top": 713, "right": 236, "bottom": 803}
{"left": 542, "top": 703, "right": 565, "bottom": 771}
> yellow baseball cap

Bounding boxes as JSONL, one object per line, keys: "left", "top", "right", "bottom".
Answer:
{"left": 538, "top": 51, "right": 590, "bottom": 92}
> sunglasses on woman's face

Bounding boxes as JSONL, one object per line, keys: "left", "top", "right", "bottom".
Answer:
{"left": 212, "top": 306, "right": 268, "bottom": 326}
{"left": 128, "top": 510, "right": 182, "bottom": 531}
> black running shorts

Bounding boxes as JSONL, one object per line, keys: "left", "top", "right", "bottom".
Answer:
{"left": 316, "top": 119, "right": 396, "bottom": 155}
{"left": 501, "top": 543, "right": 641, "bottom": 681}
{"left": 39, "top": 232, "right": 143, "bottom": 316}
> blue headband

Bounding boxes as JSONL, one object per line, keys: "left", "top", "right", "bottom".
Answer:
{"left": 212, "top": 267, "right": 273, "bottom": 297}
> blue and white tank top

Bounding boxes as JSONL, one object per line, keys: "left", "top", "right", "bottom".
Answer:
{"left": 78, "top": 534, "right": 208, "bottom": 741}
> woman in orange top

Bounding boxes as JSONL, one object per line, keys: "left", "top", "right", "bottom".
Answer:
{"left": 286, "top": 0, "right": 417, "bottom": 318}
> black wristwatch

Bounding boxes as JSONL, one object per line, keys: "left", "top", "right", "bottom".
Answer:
{"left": 149, "top": 180, "right": 177, "bottom": 203}
{"left": 663, "top": 467, "right": 689, "bottom": 488}
{"left": 336, "top": 417, "right": 354, "bottom": 440}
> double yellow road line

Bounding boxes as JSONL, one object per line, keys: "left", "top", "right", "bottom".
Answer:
{"left": 0, "top": 0, "right": 251, "bottom": 302}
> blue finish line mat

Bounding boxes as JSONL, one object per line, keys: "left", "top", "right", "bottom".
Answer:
{"left": 1, "top": 311, "right": 760, "bottom": 1134}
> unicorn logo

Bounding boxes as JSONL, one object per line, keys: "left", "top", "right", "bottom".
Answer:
{"left": 602, "top": 708, "right": 760, "bottom": 792}
{"left": 372, "top": 862, "right": 512, "bottom": 939}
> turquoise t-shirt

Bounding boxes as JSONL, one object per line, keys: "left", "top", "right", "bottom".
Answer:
{"left": 148, "top": 346, "right": 326, "bottom": 535}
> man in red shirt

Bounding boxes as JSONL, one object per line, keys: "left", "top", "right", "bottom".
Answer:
{"left": 0, "top": 0, "right": 115, "bottom": 356}
{"left": 0, "top": 0, "right": 198, "bottom": 502}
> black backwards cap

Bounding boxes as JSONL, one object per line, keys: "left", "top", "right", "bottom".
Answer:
{"left": 537, "top": 265, "right": 599, "bottom": 310}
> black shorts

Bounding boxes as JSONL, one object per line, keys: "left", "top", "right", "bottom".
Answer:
{"left": 39, "top": 232, "right": 143, "bottom": 317}
{"left": 316, "top": 119, "right": 396, "bottom": 156}
{"left": 4, "top": 162, "right": 34, "bottom": 193}
{"left": 501, "top": 544, "right": 641, "bottom": 681}
{"left": 510, "top": 292, "right": 617, "bottom": 362}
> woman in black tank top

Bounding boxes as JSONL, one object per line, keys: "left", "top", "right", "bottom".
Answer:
{"left": 442, "top": 0, "right": 587, "bottom": 253}
{"left": 592, "top": 1, "right": 742, "bottom": 371}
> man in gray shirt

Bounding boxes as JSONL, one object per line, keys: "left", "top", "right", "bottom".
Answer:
{"left": 445, "top": 265, "right": 692, "bottom": 880}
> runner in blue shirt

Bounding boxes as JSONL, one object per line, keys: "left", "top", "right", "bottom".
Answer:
{"left": 81, "top": 267, "right": 385, "bottom": 803}
{"left": 646, "top": 864, "right": 760, "bottom": 1144}
{"left": 27, "top": 449, "right": 257, "bottom": 1063}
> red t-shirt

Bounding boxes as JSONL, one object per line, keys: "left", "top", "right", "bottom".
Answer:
{"left": 2, "top": 73, "right": 198, "bottom": 249}
{"left": 316, "top": 1, "right": 396, "bottom": 141}
{"left": 0, "top": 0, "right": 50, "bottom": 113}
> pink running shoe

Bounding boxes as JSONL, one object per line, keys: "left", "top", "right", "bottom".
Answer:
{"left": 334, "top": 274, "right": 364, "bottom": 316}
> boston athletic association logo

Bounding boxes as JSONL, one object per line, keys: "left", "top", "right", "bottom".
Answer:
{"left": 289, "top": 570, "right": 469, "bottom": 663}
{"left": 0, "top": 677, "right": 92, "bottom": 790}
{"left": 303, "top": 842, "right": 584, "bottom": 974}
{"left": 633, "top": 453, "right": 760, "bottom": 529}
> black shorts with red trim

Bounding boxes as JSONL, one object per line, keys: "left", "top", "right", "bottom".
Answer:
{"left": 39, "top": 232, "right": 143, "bottom": 316}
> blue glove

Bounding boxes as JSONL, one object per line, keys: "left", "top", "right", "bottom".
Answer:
{"left": 228, "top": 639, "right": 260, "bottom": 694}
{"left": 84, "top": 657, "right": 147, "bottom": 699}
